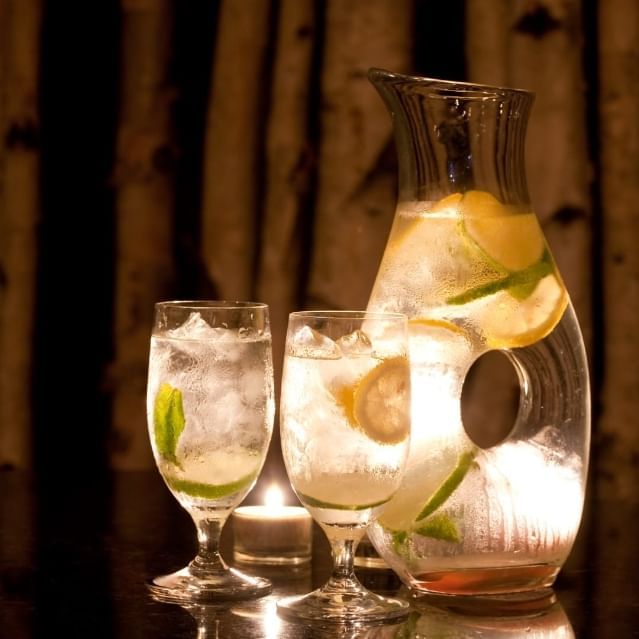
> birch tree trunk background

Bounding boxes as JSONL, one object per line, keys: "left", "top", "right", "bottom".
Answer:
{"left": 201, "top": 0, "right": 272, "bottom": 302}
{"left": 597, "top": 0, "right": 639, "bottom": 501}
{"left": 0, "top": 6, "right": 40, "bottom": 635}
{"left": 110, "top": 0, "right": 176, "bottom": 470}
{"left": 463, "top": 0, "right": 593, "bottom": 450}
{"left": 0, "top": 0, "right": 637, "bottom": 500}
{"left": 0, "top": 0, "right": 42, "bottom": 469}
{"left": 307, "top": 0, "right": 413, "bottom": 312}
{"left": 256, "top": 0, "right": 317, "bottom": 381}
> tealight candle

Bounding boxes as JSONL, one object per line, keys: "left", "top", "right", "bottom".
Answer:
{"left": 232, "top": 483, "right": 312, "bottom": 565}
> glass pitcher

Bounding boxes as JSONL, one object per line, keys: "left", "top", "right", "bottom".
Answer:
{"left": 366, "top": 68, "right": 590, "bottom": 596}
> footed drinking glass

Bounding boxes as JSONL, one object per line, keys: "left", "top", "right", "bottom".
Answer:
{"left": 146, "top": 301, "right": 274, "bottom": 603}
{"left": 277, "top": 311, "right": 411, "bottom": 623}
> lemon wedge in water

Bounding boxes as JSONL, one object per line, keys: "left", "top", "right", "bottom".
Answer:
{"left": 450, "top": 190, "right": 568, "bottom": 348}
{"left": 459, "top": 190, "right": 544, "bottom": 271}
{"left": 334, "top": 356, "right": 410, "bottom": 445}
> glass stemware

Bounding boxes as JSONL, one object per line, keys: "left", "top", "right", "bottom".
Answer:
{"left": 277, "top": 310, "right": 411, "bottom": 623}
{"left": 146, "top": 301, "right": 275, "bottom": 603}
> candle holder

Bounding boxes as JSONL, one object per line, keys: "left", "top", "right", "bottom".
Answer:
{"left": 232, "top": 484, "right": 312, "bottom": 566}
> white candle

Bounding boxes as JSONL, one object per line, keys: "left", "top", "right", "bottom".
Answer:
{"left": 232, "top": 484, "right": 312, "bottom": 565}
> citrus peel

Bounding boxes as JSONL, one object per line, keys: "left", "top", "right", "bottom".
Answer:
{"left": 334, "top": 356, "right": 410, "bottom": 445}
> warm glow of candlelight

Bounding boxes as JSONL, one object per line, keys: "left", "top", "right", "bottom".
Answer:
{"left": 263, "top": 482, "right": 285, "bottom": 509}
{"left": 232, "top": 483, "right": 313, "bottom": 564}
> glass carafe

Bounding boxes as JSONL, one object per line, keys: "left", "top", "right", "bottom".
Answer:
{"left": 366, "top": 69, "right": 590, "bottom": 597}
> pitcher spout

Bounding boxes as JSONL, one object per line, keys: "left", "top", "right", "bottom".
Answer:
{"left": 368, "top": 67, "right": 534, "bottom": 205}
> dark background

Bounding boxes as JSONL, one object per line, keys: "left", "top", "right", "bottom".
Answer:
{"left": 33, "top": 0, "right": 468, "bottom": 481}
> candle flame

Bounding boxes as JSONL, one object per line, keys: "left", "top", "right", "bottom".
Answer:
{"left": 264, "top": 483, "right": 285, "bottom": 509}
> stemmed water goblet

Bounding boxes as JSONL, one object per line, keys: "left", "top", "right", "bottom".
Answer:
{"left": 146, "top": 301, "right": 274, "bottom": 603}
{"left": 277, "top": 310, "right": 411, "bottom": 623}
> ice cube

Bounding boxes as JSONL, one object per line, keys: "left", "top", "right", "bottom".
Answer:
{"left": 531, "top": 425, "right": 568, "bottom": 453}
{"left": 168, "top": 312, "right": 214, "bottom": 339}
{"left": 289, "top": 326, "right": 341, "bottom": 359}
{"left": 531, "top": 425, "right": 582, "bottom": 470}
{"left": 238, "top": 326, "right": 262, "bottom": 340}
{"left": 337, "top": 329, "right": 373, "bottom": 356}
{"left": 167, "top": 312, "right": 239, "bottom": 342}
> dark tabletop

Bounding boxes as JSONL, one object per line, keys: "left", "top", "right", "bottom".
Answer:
{"left": 1, "top": 469, "right": 638, "bottom": 638}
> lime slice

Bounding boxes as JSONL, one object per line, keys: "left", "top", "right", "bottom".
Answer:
{"left": 334, "top": 356, "right": 410, "bottom": 445}
{"left": 415, "top": 449, "right": 477, "bottom": 521}
{"left": 296, "top": 490, "right": 389, "bottom": 511}
{"left": 165, "top": 471, "right": 256, "bottom": 500}
{"left": 153, "top": 383, "right": 186, "bottom": 467}
{"left": 380, "top": 450, "right": 475, "bottom": 545}
{"left": 414, "top": 513, "right": 460, "bottom": 543}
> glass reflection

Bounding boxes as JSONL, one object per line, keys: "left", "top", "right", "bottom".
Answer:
{"left": 181, "top": 604, "right": 226, "bottom": 639}
{"left": 153, "top": 580, "right": 573, "bottom": 637}
{"left": 304, "top": 619, "right": 410, "bottom": 638}
{"left": 231, "top": 583, "right": 409, "bottom": 638}
{"left": 408, "top": 592, "right": 574, "bottom": 638}
{"left": 231, "top": 597, "right": 283, "bottom": 639}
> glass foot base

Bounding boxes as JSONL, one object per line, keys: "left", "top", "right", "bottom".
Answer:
{"left": 148, "top": 565, "right": 271, "bottom": 604}
{"left": 276, "top": 586, "right": 409, "bottom": 623}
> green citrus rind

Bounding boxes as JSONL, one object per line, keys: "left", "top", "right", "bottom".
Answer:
{"left": 165, "top": 471, "right": 256, "bottom": 500}
{"left": 297, "top": 490, "right": 390, "bottom": 512}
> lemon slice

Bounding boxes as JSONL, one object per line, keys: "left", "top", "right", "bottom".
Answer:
{"left": 431, "top": 192, "right": 463, "bottom": 213}
{"left": 382, "top": 193, "right": 462, "bottom": 253}
{"left": 465, "top": 214, "right": 545, "bottom": 272}
{"left": 334, "top": 356, "right": 410, "bottom": 445}
{"left": 460, "top": 190, "right": 544, "bottom": 272}
{"left": 480, "top": 273, "right": 568, "bottom": 348}
{"left": 408, "top": 317, "right": 468, "bottom": 338}
{"left": 371, "top": 190, "right": 567, "bottom": 350}
{"left": 460, "top": 189, "right": 511, "bottom": 217}
{"left": 445, "top": 190, "right": 567, "bottom": 346}
{"left": 407, "top": 318, "right": 474, "bottom": 363}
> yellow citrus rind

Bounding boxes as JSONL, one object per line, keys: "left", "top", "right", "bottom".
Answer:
{"left": 458, "top": 190, "right": 544, "bottom": 272}
{"left": 481, "top": 274, "right": 569, "bottom": 349}
{"left": 408, "top": 317, "right": 468, "bottom": 338}
{"left": 334, "top": 356, "right": 410, "bottom": 445}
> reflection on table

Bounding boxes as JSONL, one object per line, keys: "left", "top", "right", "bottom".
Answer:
{"left": 151, "top": 568, "right": 575, "bottom": 639}
{"left": 1, "top": 470, "right": 638, "bottom": 637}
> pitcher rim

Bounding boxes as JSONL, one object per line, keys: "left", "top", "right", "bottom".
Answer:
{"left": 368, "top": 67, "right": 534, "bottom": 100}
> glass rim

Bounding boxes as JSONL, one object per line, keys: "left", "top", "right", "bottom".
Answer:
{"left": 368, "top": 67, "right": 534, "bottom": 100}
{"left": 289, "top": 310, "right": 407, "bottom": 322}
{"left": 155, "top": 300, "right": 268, "bottom": 311}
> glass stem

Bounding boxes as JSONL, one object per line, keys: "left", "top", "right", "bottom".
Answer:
{"left": 189, "top": 516, "right": 227, "bottom": 575}
{"left": 325, "top": 536, "right": 363, "bottom": 593}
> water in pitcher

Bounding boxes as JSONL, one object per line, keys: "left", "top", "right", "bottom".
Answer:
{"left": 365, "top": 69, "right": 590, "bottom": 596}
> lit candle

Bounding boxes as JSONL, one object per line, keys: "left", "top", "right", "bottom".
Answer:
{"left": 232, "top": 483, "right": 312, "bottom": 565}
